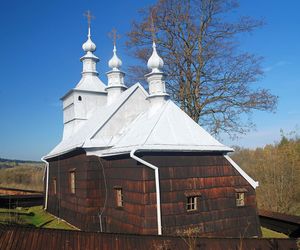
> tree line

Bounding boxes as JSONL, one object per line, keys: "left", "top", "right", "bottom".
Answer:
{"left": 231, "top": 133, "right": 300, "bottom": 216}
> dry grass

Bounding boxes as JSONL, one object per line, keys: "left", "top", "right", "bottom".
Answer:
{"left": 0, "top": 164, "right": 44, "bottom": 191}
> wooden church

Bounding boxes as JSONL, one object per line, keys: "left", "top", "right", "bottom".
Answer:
{"left": 43, "top": 19, "right": 261, "bottom": 237}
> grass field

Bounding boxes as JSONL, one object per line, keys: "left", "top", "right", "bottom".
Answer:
{"left": 0, "top": 206, "right": 289, "bottom": 238}
{"left": 0, "top": 160, "right": 44, "bottom": 191}
{"left": 0, "top": 206, "right": 77, "bottom": 230}
{"left": 261, "top": 227, "right": 288, "bottom": 238}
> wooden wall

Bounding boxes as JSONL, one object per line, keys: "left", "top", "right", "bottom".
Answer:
{"left": 47, "top": 150, "right": 102, "bottom": 231}
{"left": 140, "top": 152, "right": 261, "bottom": 237}
{"left": 46, "top": 151, "right": 261, "bottom": 237}
{"left": 89, "top": 154, "right": 151, "bottom": 234}
{"left": 47, "top": 151, "right": 149, "bottom": 233}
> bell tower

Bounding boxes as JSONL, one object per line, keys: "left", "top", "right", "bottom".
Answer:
{"left": 61, "top": 11, "right": 107, "bottom": 139}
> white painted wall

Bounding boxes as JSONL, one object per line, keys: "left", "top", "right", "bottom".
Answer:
{"left": 62, "top": 90, "right": 107, "bottom": 139}
{"left": 92, "top": 87, "right": 149, "bottom": 144}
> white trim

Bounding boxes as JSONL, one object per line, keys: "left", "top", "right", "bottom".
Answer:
{"left": 60, "top": 88, "right": 107, "bottom": 100}
{"left": 130, "top": 149, "right": 162, "bottom": 235}
{"left": 224, "top": 155, "right": 259, "bottom": 189}
{"left": 41, "top": 157, "right": 49, "bottom": 210}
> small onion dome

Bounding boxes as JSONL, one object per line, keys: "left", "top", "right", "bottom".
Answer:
{"left": 82, "top": 28, "right": 96, "bottom": 52}
{"left": 108, "top": 45, "right": 122, "bottom": 70}
{"left": 147, "top": 42, "right": 163, "bottom": 73}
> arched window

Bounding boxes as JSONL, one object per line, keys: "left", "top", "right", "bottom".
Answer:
{"left": 78, "top": 96, "right": 82, "bottom": 101}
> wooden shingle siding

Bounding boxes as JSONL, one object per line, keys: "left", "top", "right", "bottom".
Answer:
{"left": 46, "top": 151, "right": 261, "bottom": 236}
{"left": 133, "top": 152, "right": 261, "bottom": 237}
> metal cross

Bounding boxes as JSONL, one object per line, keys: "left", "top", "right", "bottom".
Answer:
{"left": 109, "top": 28, "right": 121, "bottom": 46}
{"left": 83, "top": 10, "right": 95, "bottom": 27}
{"left": 148, "top": 8, "right": 157, "bottom": 43}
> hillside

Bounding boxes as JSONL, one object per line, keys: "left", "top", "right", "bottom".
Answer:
{"left": 231, "top": 134, "right": 300, "bottom": 216}
{"left": 0, "top": 157, "right": 44, "bottom": 191}
{"left": 0, "top": 157, "right": 42, "bottom": 167}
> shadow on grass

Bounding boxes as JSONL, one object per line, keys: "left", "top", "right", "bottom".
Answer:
{"left": 1, "top": 206, "right": 77, "bottom": 230}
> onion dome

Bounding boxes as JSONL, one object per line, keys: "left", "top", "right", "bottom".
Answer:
{"left": 82, "top": 28, "right": 96, "bottom": 52}
{"left": 147, "top": 42, "right": 163, "bottom": 73}
{"left": 108, "top": 45, "right": 122, "bottom": 70}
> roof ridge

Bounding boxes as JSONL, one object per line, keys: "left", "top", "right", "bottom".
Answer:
{"left": 111, "top": 111, "right": 147, "bottom": 148}
{"left": 89, "top": 83, "right": 143, "bottom": 140}
{"left": 142, "top": 101, "right": 170, "bottom": 146}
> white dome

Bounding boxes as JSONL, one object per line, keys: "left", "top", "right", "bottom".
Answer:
{"left": 108, "top": 45, "right": 122, "bottom": 70}
{"left": 147, "top": 42, "right": 163, "bottom": 73}
{"left": 82, "top": 36, "right": 96, "bottom": 52}
{"left": 82, "top": 28, "right": 96, "bottom": 52}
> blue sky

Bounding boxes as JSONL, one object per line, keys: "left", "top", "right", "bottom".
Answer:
{"left": 0, "top": 0, "right": 299, "bottom": 160}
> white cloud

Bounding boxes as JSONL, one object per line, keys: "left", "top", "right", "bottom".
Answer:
{"left": 263, "top": 60, "right": 291, "bottom": 72}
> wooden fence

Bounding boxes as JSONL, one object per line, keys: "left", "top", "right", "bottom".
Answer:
{"left": 0, "top": 225, "right": 297, "bottom": 250}
{"left": 0, "top": 187, "right": 44, "bottom": 208}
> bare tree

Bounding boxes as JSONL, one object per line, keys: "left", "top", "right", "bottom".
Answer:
{"left": 126, "top": 0, "right": 277, "bottom": 137}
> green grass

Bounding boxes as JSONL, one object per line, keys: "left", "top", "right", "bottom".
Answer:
{"left": 261, "top": 227, "right": 288, "bottom": 238}
{"left": 0, "top": 206, "right": 77, "bottom": 230}
{"left": 0, "top": 207, "right": 291, "bottom": 236}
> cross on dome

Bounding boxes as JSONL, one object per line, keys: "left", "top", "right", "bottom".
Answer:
{"left": 108, "top": 28, "right": 122, "bottom": 70}
{"left": 83, "top": 10, "right": 95, "bottom": 29}
{"left": 149, "top": 9, "right": 157, "bottom": 43}
{"left": 82, "top": 10, "right": 96, "bottom": 52}
{"left": 147, "top": 11, "right": 164, "bottom": 73}
{"left": 109, "top": 28, "right": 121, "bottom": 46}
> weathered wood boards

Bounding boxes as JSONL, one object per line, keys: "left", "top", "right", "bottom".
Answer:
{"left": 46, "top": 151, "right": 261, "bottom": 237}
{"left": 0, "top": 225, "right": 297, "bottom": 250}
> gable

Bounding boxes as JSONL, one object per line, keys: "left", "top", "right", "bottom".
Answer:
{"left": 85, "top": 87, "right": 149, "bottom": 147}
{"left": 45, "top": 83, "right": 149, "bottom": 159}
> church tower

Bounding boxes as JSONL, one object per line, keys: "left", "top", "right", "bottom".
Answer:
{"left": 61, "top": 12, "right": 107, "bottom": 139}
{"left": 106, "top": 30, "right": 127, "bottom": 105}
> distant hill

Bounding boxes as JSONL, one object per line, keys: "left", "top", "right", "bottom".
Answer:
{"left": 0, "top": 157, "right": 42, "bottom": 164}
{"left": 0, "top": 158, "right": 44, "bottom": 191}
{"left": 0, "top": 157, "right": 43, "bottom": 170}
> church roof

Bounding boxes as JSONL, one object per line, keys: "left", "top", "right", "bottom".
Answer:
{"left": 100, "top": 100, "right": 232, "bottom": 156}
{"left": 45, "top": 83, "right": 233, "bottom": 159}
{"left": 45, "top": 26, "right": 234, "bottom": 159}
{"left": 74, "top": 74, "right": 106, "bottom": 92}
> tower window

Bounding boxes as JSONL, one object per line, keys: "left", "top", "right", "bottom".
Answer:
{"left": 78, "top": 96, "right": 82, "bottom": 101}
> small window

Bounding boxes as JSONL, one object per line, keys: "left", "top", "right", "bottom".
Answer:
{"left": 69, "top": 170, "right": 76, "bottom": 194}
{"left": 186, "top": 196, "right": 197, "bottom": 211}
{"left": 236, "top": 192, "right": 245, "bottom": 207}
{"left": 78, "top": 96, "right": 82, "bottom": 101}
{"left": 114, "top": 187, "right": 123, "bottom": 208}
{"left": 53, "top": 178, "right": 57, "bottom": 195}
